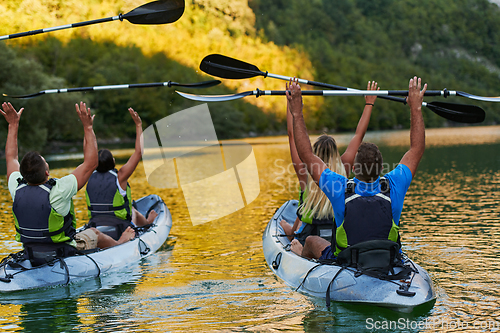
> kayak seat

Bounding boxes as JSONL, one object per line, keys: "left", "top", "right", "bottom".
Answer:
{"left": 86, "top": 215, "right": 133, "bottom": 241}
{"left": 295, "top": 223, "right": 333, "bottom": 245}
{"left": 95, "top": 225, "right": 122, "bottom": 240}
{"left": 323, "top": 240, "right": 415, "bottom": 307}
{"left": 23, "top": 243, "right": 77, "bottom": 267}
{"left": 335, "top": 239, "right": 410, "bottom": 280}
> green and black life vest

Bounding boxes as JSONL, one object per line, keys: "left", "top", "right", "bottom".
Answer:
{"left": 297, "top": 188, "right": 334, "bottom": 225}
{"left": 295, "top": 188, "right": 334, "bottom": 244}
{"left": 85, "top": 169, "right": 133, "bottom": 240}
{"left": 12, "top": 178, "right": 76, "bottom": 245}
{"left": 334, "top": 177, "right": 400, "bottom": 257}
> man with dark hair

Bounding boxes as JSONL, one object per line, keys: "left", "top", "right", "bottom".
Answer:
{"left": 19, "top": 151, "right": 48, "bottom": 184}
{"left": 287, "top": 77, "right": 427, "bottom": 260}
{"left": 1, "top": 102, "right": 135, "bottom": 266}
{"left": 352, "top": 142, "right": 383, "bottom": 182}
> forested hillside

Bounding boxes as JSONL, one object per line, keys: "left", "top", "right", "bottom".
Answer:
{"left": 250, "top": 0, "right": 500, "bottom": 130}
{"left": 0, "top": 0, "right": 499, "bottom": 152}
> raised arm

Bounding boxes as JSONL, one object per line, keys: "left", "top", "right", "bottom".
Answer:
{"left": 0, "top": 102, "right": 24, "bottom": 180}
{"left": 399, "top": 77, "right": 427, "bottom": 177}
{"left": 286, "top": 83, "right": 308, "bottom": 190}
{"left": 117, "top": 108, "right": 143, "bottom": 190}
{"left": 341, "top": 81, "right": 378, "bottom": 175}
{"left": 287, "top": 79, "right": 326, "bottom": 185}
{"left": 72, "top": 102, "right": 98, "bottom": 190}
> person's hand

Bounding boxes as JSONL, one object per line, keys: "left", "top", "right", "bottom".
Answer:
{"left": 365, "top": 81, "right": 379, "bottom": 105}
{"left": 407, "top": 76, "right": 427, "bottom": 110}
{"left": 286, "top": 78, "right": 303, "bottom": 117}
{"left": 128, "top": 107, "right": 142, "bottom": 127}
{"left": 75, "top": 101, "right": 94, "bottom": 128}
{"left": 0, "top": 102, "right": 24, "bottom": 125}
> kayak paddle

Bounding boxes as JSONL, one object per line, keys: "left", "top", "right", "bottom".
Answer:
{"left": 199, "top": 54, "right": 488, "bottom": 122}
{"left": 176, "top": 89, "right": 486, "bottom": 124}
{"left": 200, "top": 54, "right": 426, "bottom": 106}
{"left": 3, "top": 80, "right": 221, "bottom": 99}
{"left": 0, "top": 0, "right": 185, "bottom": 41}
{"left": 200, "top": 54, "right": 500, "bottom": 103}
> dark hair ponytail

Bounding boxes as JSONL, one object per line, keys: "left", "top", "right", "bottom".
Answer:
{"left": 97, "top": 149, "right": 115, "bottom": 172}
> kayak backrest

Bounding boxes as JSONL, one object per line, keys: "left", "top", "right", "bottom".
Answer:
{"left": 336, "top": 239, "right": 401, "bottom": 272}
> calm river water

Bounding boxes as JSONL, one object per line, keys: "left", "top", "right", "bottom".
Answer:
{"left": 0, "top": 125, "right": 499, "bottom": 332}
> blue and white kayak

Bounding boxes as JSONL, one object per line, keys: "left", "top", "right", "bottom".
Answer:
{"left": 262, "top": 200, "right": 436, "bottom": 313}
{"left": 0, "top": 194, "right": 172, "bottom": 292}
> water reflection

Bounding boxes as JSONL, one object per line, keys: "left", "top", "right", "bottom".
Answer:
{"left": 0, "top": 126, "right": 498, "bottom": 331}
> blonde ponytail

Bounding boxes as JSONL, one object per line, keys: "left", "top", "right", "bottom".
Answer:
{"left": 299, "top": 135, "right": 346, "bottom": 220}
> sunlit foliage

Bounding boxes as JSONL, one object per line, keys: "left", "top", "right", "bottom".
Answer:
{"left": 0, "top": 0, "right": 499, "bottom": 153}
{"left": 249, "top": 0, "right": 500, "bottom": 129}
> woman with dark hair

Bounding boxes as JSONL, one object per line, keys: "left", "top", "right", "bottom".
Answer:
{"left": 85, "top": 107, "right": 157, "bottom": 240}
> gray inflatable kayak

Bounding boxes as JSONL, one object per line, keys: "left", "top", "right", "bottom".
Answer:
{"left": 0, "top": 194, "right": 172, "bottom": 292}
{"left": 263, "top": 200, "right": 436, "bottom": 313}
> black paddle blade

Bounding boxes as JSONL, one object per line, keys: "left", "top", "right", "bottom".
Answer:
{"left": 427, "top": 101, "right": 485, "bottom": 123}
{"left": 122, "top": 0, "right": 185, "bottom": 25}
{"left": 2, "top": 92, "right": 44, "bottom": 99}
{"left": 171, "top": 80, "right": 221, "bottom": 88}
{"left": 200, "top": 54, "right": 263, "bottom": 79}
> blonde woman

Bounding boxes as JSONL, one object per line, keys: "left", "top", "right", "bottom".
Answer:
{"left": 280, "top": 80, "right": 379, "bottom": 255}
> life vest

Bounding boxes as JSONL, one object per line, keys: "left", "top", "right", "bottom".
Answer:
{"left": 334, "top": 177, "right": 400, "bottom": 257}
{"left": 295, "top": 189, "right": 334, "bottom": 244}
{"left": 85, "top": 169, "right": 133, "bottom": 240}
{"left": 12, "top": 178, "right": 76, "bottom": 245}
{"left": 297, "top": 189, "right": 334, "bottom": 225}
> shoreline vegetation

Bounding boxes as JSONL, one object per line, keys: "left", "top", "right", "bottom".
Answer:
{"left": 0, "top": 0, "right": 499, "bottom": 154}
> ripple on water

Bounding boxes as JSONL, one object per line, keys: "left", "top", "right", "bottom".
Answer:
{"left": 0, "top": 128, "right": 499, "bottom": 332}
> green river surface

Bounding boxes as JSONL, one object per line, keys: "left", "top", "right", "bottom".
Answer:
{"left": 0, "top": 125, "right": 499, "bottom": 332}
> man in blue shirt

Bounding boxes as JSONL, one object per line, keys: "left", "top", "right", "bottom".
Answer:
{"left": 287, "top": 77, "right": 427, "bottom": 260}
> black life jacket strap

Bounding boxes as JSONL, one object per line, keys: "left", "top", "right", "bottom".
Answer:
{"left": 336, "top": 243, "right": 346, "bottom": 252}
{"left": 41, "top": 213, "right": 75, "bottom": 238}
{"left": 15, "top": 214, "right": 75, "bottom": 240}
{"left": 16, "top": 177, "right": 56, "bottom": 186}
{"left": 345, "top": 177, "right": 390, "bottom": 196}
{"left": 380, "top": 177, "right": 390, "bottom": 194}
{"left": 88, "top": 195, "right": 131, "bottom": 221}
{"left": 88, "top": 203, "right": 129, "bottom": 212}
{"left": 346, "top": 180, "right": 355, "bottom": 194}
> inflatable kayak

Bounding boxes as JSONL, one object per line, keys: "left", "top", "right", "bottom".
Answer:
{"left": 263, "top": 200, "right": 436, "bottom": 313}
{"left": 0, "top": 194, "right": 172, "bottom": 292}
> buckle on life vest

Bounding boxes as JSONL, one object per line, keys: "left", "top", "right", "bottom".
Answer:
{"left": 346, "top": 180, "right": 355, "bottom": 194}
{"left": 380, "top": 177, "right": 390, "bottom": 194}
